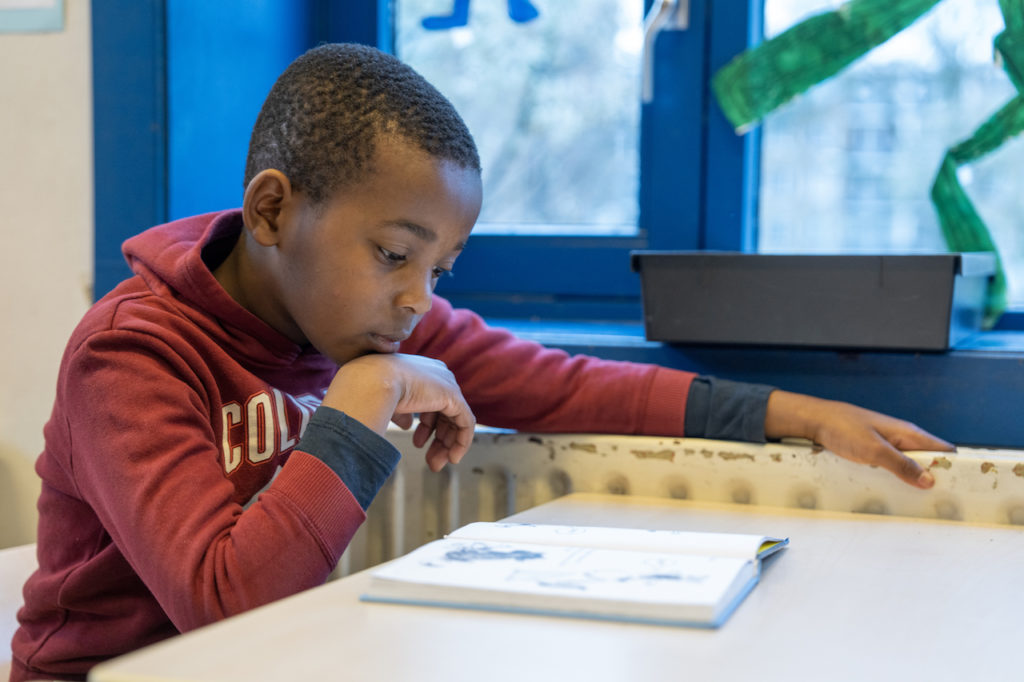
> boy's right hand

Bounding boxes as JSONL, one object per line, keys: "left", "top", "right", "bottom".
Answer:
{"left": 764, "top": 390, "right": 953, "bottom": 489}
{"left": 322, "top": 353, "right": 476, "bottom": 472}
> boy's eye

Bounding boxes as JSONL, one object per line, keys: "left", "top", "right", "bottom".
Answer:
{"left": 378, "top": 246, "right": 453, "bottom": 279}
{"left": 378, "top": 247, "right": 407, "bottom": 264}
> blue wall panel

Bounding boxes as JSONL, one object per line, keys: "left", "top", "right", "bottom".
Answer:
{"left": 92, "top": 0, "right": 167, "bottom": 298}
{"left": 166, "top": 1, "right": 312, "bottom": 219}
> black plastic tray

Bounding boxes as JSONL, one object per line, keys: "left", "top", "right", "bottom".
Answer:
{"left": 630, "top": 252, "right": 995, "bottom": 351}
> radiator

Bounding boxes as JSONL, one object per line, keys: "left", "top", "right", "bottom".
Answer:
{"left": 335, "top": 428, "right": 1024, "bottom": 577}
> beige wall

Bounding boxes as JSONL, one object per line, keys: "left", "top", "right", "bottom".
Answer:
{"left": 0, "top": 0, "right": 93, "bottom": 548}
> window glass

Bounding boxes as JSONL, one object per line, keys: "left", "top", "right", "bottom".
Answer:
{"left": 395, "top": 0, "right": 644, "bottom": 236}
{"left": 758, "top": 0, "right": 1024, "bottom": 304}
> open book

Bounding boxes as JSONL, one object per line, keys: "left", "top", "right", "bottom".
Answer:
{"left": 361, "top": 521, "right": 788, "bottom": 628}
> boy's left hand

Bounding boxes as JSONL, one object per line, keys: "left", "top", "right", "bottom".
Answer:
{"left": 764, "top": 390, "right": 955, "bottom": 489}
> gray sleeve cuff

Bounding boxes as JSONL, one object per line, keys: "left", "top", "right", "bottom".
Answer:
{"left": 684, "top": 376, "right": 776, "bottom": 443}
{"left": 295, "top": 406, "right": 401, "bottom": 510}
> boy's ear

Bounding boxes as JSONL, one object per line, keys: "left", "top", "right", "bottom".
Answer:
{"left": 242, "top": 169, "right": 294, "bottom": 246}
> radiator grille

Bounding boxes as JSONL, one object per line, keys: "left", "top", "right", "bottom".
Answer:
{"left": 335, "top": 428, "right": 1024, "bottom": 576}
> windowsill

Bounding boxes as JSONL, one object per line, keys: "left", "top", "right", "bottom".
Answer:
{"left": 488, "top": 318, "right": 1024, "bottom": 354}
{"left": 954, "top": 330, "right": 1024, "bottom": 353}
{"left": 488, "top": 318, "right": 657, "bottom": 349}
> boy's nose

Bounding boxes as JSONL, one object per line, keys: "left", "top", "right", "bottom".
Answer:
{"left": 396, "top": 269, "right": 434, "bottom": 315}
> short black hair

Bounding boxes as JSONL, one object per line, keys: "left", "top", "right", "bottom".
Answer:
{"left": 244, "top": 42, "right": 481, "bottom": 204}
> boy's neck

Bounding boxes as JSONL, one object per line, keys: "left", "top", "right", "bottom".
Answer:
{"left": 211, "top": 232, "right": 250, "bottom": 312}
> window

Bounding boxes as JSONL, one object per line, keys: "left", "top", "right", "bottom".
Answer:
{"left": 396, "top": 0, "right": 643, "bottom": 236}
{"left": 759, "top": 0, "right": 1024, "bottom": 307}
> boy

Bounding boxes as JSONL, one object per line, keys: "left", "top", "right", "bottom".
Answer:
{"left": 10, "top": 43, "right": 951, "bottom": 681}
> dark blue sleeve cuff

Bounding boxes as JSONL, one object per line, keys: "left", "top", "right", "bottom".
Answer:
{"left": 295, "top": 406, "right": 401, "bottom": 510}
{"left": 684, "top": 376, "right": 776, "bottom": 443}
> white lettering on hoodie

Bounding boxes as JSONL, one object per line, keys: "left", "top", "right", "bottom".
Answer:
{"left": 220, "top": 389, "right": 319, "bottom": 474}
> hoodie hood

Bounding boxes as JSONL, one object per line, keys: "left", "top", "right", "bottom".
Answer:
{"left": 120, "top": 209, "right": 308, "bottom": 364}
{"left": 123, "top": 209, "right": 238, "bottom": 307}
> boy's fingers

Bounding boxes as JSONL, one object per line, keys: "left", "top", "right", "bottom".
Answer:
{"left": 425, "top": 445, "right": 448, "bottom": 472}
{"left": 413, "top": 413, "right": 437, "bottom": 448}
{"left": 886, "top": 428, "right": 955, "bottom": 453}
{"left": 889, "top": 448, "right": 933, "bottom": 489}
{"left": 864, "top": 437, "right": 934, "bottom": 489}
{"left": 419, "top": 411, "right": 474, "bottom": 471}
{"left": 871, "top": 420, "right": 953, "bottom": 487}
{"left": 424, "top": 439, "right": 466, "bottom": 472}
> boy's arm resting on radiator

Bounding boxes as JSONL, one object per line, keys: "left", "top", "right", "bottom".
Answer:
{"left": 764, "top": 389, "right": 955, "bottom": 489}
{"left": 401, "top": 299, "right": 953, "bottom": 489}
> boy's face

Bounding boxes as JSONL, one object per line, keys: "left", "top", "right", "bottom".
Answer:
{"left": 264, "top": 138, "right": 482, "bottom": 366}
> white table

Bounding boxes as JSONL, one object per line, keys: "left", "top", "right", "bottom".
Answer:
{"left": 88, "top": 493, "right": 1024, "bottom": 682}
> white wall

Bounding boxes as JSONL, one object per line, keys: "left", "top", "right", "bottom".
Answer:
{"left": 0, "top": 0, "right": 93, "bottom": 548}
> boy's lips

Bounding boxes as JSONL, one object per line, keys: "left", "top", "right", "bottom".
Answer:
{"left": 368, "top": 332, "right": 409, "bottom": 353}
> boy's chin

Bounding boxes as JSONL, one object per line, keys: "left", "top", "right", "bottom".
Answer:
{"left": 318, "top": 344, "right": 362, "bottom": 367}
{"left": 333, "top": 347, "right": 387, "bottom": 366}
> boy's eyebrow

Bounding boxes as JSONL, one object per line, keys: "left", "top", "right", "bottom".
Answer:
{"left": 385, "top": 220, "right": 466, "bottom": 251}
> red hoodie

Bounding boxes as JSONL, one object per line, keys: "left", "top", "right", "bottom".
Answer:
{"left": 10, "top": 210, "right": 694, "bottom": 681}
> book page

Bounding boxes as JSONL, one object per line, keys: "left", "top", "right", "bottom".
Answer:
{"left": 368, "top": 537, "right": 756, "bottom": 624}
{"left": 447, "top": 522, "right": 786, "bottom": 560}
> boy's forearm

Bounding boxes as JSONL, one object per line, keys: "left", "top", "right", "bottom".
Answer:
{"left": 296, "top": 405, "right": 401, "bottom": 510}
{"left": 684, "top": 377, "right": 774, "bottom": 442}
{"left": 323, "top": 358, "right": 403, "bottom": 436}
{"left": 763, "top": 389, "right": 819, "bottom": 442}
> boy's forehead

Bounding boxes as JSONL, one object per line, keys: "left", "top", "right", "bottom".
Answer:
{"left": 319, "top": 134, "right": 424, "bottom": 195}
{"left": 368, "top": 133, "right": 435, "bottom": 171}
{"left": 348, "top": 134, "right": 479, "bottom": 193}
{"left": 318, "top": 135, "right": 481, "bottom": 236}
